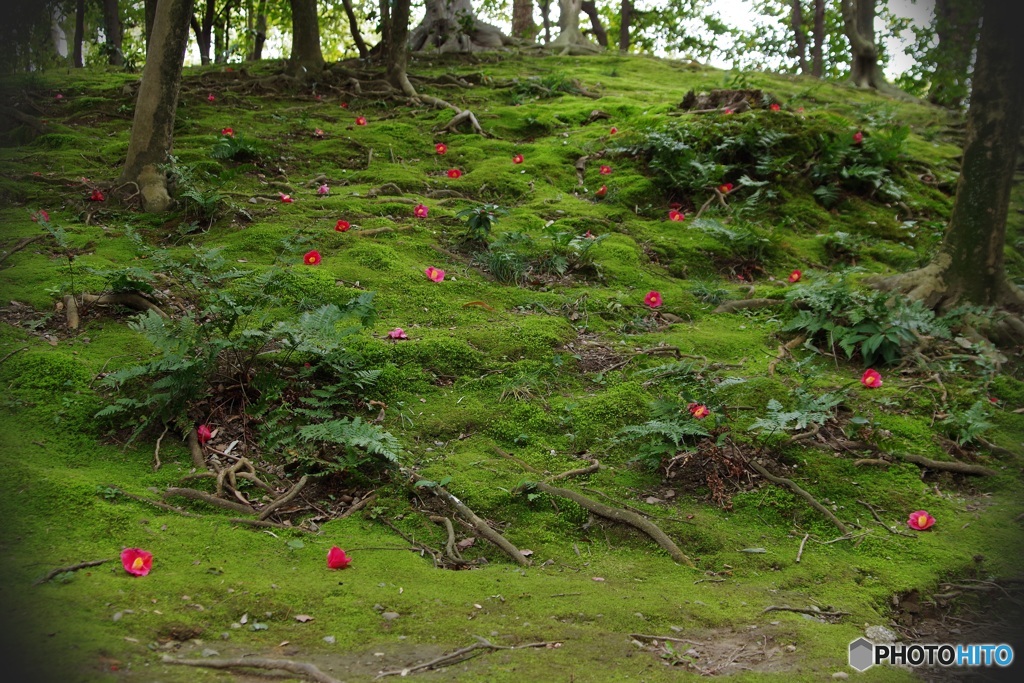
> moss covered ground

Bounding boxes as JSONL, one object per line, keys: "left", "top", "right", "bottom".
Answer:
{"left": 0, "top": 53, "right": 1022, "bottom": 682}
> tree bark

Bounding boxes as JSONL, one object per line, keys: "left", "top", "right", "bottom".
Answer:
{"left": 581, "top": 1, "right": 607, "bottom": 48}
{"left": 619, "top": 0, "right": 632, "bottom": 52}
{"left": 121, "top": 0, "right": 195, "bottom": 213}
{"left": 341, "top": 0, "right": 369, "bottom": 58}
{"left": 551, "top": 0, "right": 601, "bottom": 53}
{"left": 145, "top": 0, "right": 158, "bottom": 50}
{"left": 409, "top": 0, "right": 511, "bottom": 53}
{"left": 811, "top": 0, "right": 824, "bottom": 77}
{"left": 251, "top": 0, "right": 267, "bottom": 59}
{"left": 791, "top": 0, "right": 808, "bottom": 74}
{"left": 287, "top": 0, "right": 325, "bottom": 76}
{"left": 928, "top": 0, "right": 982, "bottom": 108}
{"left": 540, "top": 0, "right": 551, "bottom": 43}
{"left": 512, "top": 0, "right": 536, "bottom": 42}
{"left": 383, "top": 0, "right": 412, "bottom": 93}
{"left": 102, "top": 0, "right": 124, "bottom": 66}
{"left": 875, "top": 0, "right": 1024, "bottom": 322}
{"left": 73, "top": 0, "right": 85, "bottom": 68}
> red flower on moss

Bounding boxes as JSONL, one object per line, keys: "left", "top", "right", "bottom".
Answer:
{"left": 435, "top": 143, "right": 447, "bottom": 155}
{"left": 599, "top": 165, "right": 612, "bottom": 175}
{"left": 32, "top": 210, "right": 50, "bottom": 223}
{"left": 595, "top": 185, "right": 607, "bottom": 197}
{"left": 335, "top": 219, "right": 351, "bottom": 232}
{"left": 853, "top": 131, "right": 864, "bottom": 145}
{"left": 723, "top": 107, "right": 734, "bottom": 115}
{"left": 414, "top": 203, "right": 429, "bottom": 218}
{"left": 788, "top": 269, "right": 801, "bottom": 283}
{"left": 220, "top": 127, "right": 234, "bottom": 137}
{"left": 304, "top": 250, "right": 322, "bottom": 266}
{"left": 317, "top": 184, "right": 330, "bottom": 196}
{"left": 197, "top": 424, "right": 213, "bottom": 444}
{"left": 340, "top": 102, "right": 349, "bottom": 109}
{"left": 644, "top": 291, "right": 662, "bottom": 308}
{"left": 688, "top": 403, "right": 710, "bottom": 419}
{"left": 668, "top": 209, "right": 685, "bottom": 222}
{"left": 447, "top": 168, "right": 462, "bottom": 179}
{"left": 327, "top": 546, "right": 351, "bottom": 569}
{"left": 121, "top": 548, "right": 153, "bottom": 577}
{"left": 425, "top": 266, "right": 445, "bottom": 282}
{"left": 769, "top": 103, "right": 780, "bottom": 111}
{"left": 718, "top": 183, "right": 734, "bottom": 194}
{"left": 609, "top": 126, "right": 618, "bottom": 134}
{"left": 907, "top": 510, "right": 935, "bottom": 531}
{"left": 280, "top": 193, "right": 294, "bottom": 203}
{"left": 207, "top": 93, "right": 216, "bottom": 102}
{"left": 860, "top": 368, "right": 882, "bottom": 388}
{"left": 584, "top": 231, "right": 595, "bottom": 239}
{"left": 355, "top": 116, "right": 367, "bottom": 126}
{"left": 90, "top": 189, "right": 105, "bottom": 202}
{"left": 388, "top": 328, "right": 408, "bottom": 340}
{"left": 313, "top": 128, "right": 325, "bottom": 138}
{"left": 512, "top": 153, "right": 524, "bottom": 164}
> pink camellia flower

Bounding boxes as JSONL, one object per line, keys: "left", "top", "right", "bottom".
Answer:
{"left": 414, "top": 203, "right": 429, "bottom": 218}
{"left": 355, "top": 116, "right": 367, "bottom": 126}
{"left": 989, "top": 396, "right": 1000, "bottom": 405}
{"left": 668, "top": 209, "right": 685, "bottom": 222}
{"left": 435, "top": 143, "right": 447, "bottom": 154}
{"left": 304, "top": 250, "right": 322, "bottom": 266}
{"left": 797, "top": 106, "right": 805, "bottom": 113}
{"left": 853, "top": 131, "right": 864, "bottom": 144}
{"left": 280, "top": 193, "right": 294, "bottom": 203}
{"left": 447, "top": 168, "right": 462, "bottom": 179}
{"left": 90, "top": 189, "right": 105, "bottom": 201}
{"left": 313, "top": 128, "right": 325, "bottom": 138}
{"left": 788, "top": 269, "right": 801, "bottom": 283}
{"left": 723, "top": 107, "right": 734, "bottom": 115}
{"left": 718, "top": 182, "right": 734, "bottom": 194}
{"left": 335, "top": 219, "right": 351, "bottom": 232}
{"left": 425, "top": 266, "right": 445, "bottom": 283}
{"left": 769, "top": 103, "right": 780, "bottom": 111}
{"left": 644, "top": 291, "right": 662, "bottom": 308}
{"left": 32, "top": 210, "right": 50, "bottom": 223}
{"left": 599, "top": 165, "right": 612, "bottom": 175}
{"left": 220, "top": 127, "right": 234, "bottom": 137}
{"left": 595, "top": 185, "right": 607, "bottom": 197}
{"left": 207, "top": 93, "right": 216, "bottom": 102}
{"left": 197, "top": 424, "right": 213, "bottom": 444}
{"left": 121, "top": 548, "right": 153, "bottom": 577}
{"left": 388, "top": 328, "right": 408, "bottom": 340}
{"left": 317, "top": 184, "right": 329, "bottom": 196}
{"left": 327, "top": 546, "right": 351, "bottom": 569}
{"left": 512, "top": 153, "right": 524, "bottom": 164}
{"left": 688, "top": 403, "right": 710, "bottom": 419}
{"left": 55, "top": 93, "right": 64, "bottom": 101}
{"left": 609, "top": 126, "right": 618, "bottom": 134}
{"left": 907, "top": 510, "right": 935, "bottom": 531}
{"left": 583, "top": 231, "right": 595, "bottom": 239}
{"left": 861, "top": 368, "right": 883, "bottom": 388}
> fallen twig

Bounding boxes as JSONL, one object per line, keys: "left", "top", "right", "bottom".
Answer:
{"left": 856, "top": 499, "right": 915, "bottom": 537}
{"left": 795, "top": 533, "right": 809, "bottom": 563}
{"left": 492, "top": 446, "right": 543, "bottom": 474}
{"left": 762, "top": 605, "right": 850, "bottom": 618}
{"left": 747, "top": 459, "right": 848, "bottom": 534}
{"left": 0, "top": 234, "right": 45, "bottom": 266}
{"left": 34, "top": 558, "right": 116, "bottom": 585}
{"left": 152, "top": 424, "right": 169, "bottom": 472}
{"left": 102, "top": 485, "right": 201, "bottom": 517}
{"left": 374, "top": 636, "right": 560, "bottom": 679}
{"left": 162, "top": 655, "right": 341, "bottom": 683}
{"left": 630, "top": 633, "right": 705, "bottom": 646}
{"left": 227, "top": 518, "right": 317, "bottom": 534}
{"left": 0, "top": 346, "right": 28, "bottom": 366}
{"left": 897, "top": 452, "right": 996, "bottom": 476}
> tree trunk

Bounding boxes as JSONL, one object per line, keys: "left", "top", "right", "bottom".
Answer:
{"left": 341, "top": 0, "right": 369, "bottom": 58}
{"left": 811, "top": 0, "right": 824, "bottom": 77}
{"left": 191, "top": 0, "right": 216, "bottom": 65}
{"left": 619, "top": 0, "right": 632, "bottom": 52}
{"left": 928, "top": 0, "right": 982, "bottom": 108}
{"left": 383, "top": 0, "right": 413, "bottom": 93}
{"left": 840, "top": 0, "right": 892, "bottom": 91}
{"left": 876, "top": 0, "right": 1024, "bottom": 324}
{"left": 287, "top": 0, "right": 325, "bottom": 76}
{"left": 102, "top": 0, "right": 124, "bottom": 66}
{"left": 540, "top": 1, "right": 551, "bottom": 43}
{"left": 214, "top": 19, "right": 226, "bottom": 63}
{"left": 580, "top": 1, "right": 607, "bottom": 48}
{"left": 145, "top": 0, "right": 158, "bottom": 50}
{"left": 790, "top": 0, "right": 808, "bottom": 74}
{"left": 251, "top": 0, "right": 267, "bottom": 59}
{"left": 551, "top": 0, "right": 601, "bottom": 53}
{"left": 73, "top": 0, "right": 85, "bottom": 68}
{"left": 409, "top": 0, "right": 511, "bottom": 53}
{"left": 512, "top": 0, "right": 536, "bottom": 42}
{"left": 121, "top": 0, "right": 195, "bottom": 213}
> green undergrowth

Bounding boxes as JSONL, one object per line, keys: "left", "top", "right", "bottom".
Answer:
{"left": 1, "top": 52, "right": 1022, "bottom": 682}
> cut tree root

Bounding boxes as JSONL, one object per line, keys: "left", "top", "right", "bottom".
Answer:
{"left": 162, "top": 656, "right": 341, "bottom": 683}
{"left": 407, "top": 471, "right": 530, "bottom": 566}
{"left": 897, "top": 453, "right": 996, "bottom": 476}
{"left": 34, "top": 558, "right": 116, "bottom": 585}
{"left": 64, "top": 292, "right": 168, "bottom": 329}
{"left": 746, "top": 460, "right": 849, "bottom": 534}
{"left": 258, "top": 475, "right": 309, "bottom": 520}
{"left": 374, "top": 636, "right": 562, "bottom": 679}
{"left": 524, "top": 481, "right": 694, "bottom": 567}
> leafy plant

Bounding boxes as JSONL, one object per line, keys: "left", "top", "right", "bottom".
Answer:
{"left": 748, "top": 387, "right": 844, "bottom": 435}
{"left": 211, "top": 133, "right": 266, "bottom": 162}
{"left": 615, "top": 398, "right": 712, "bottom": 469}
{"left": 940, "top": 400, "right": 993, "bottom": 446}
{"left": 455, "top": 203, "right": 507, "bottom": 243}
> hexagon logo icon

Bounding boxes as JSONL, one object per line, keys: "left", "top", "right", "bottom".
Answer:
{"left": 849, "top": 637, "right": 875, "bottom": 671}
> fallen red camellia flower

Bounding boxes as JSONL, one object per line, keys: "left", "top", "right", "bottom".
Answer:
{"left": 906, "top": 510, "right": 935, "bottom": 531}
{"left": 595, "top": 185, "right": 607, "bottom": 197}
{"left": 335, "top": 220, "right": 351, "bottom": 232}
{"left": 668, "top": 209, "right": 685, "bottom": 222}
{"left": 388, "top": 328, "right": 408, "bottom": 340}
{"left": 425, "top": 266, "right": 445, "bottom": 282}
{"left": 414, "top": 203, "right": 429, "bottom": 218}
{"left": 769, "top": 103, "right": 780, "bottom": 111}
{"left": 644, "top": 291, "right": 662, "bottom": 308}
{"left": 718, "top": 183, "right": 734, "bottom": 194}
{"left": 789, "top": 269, "right": 801, "bottom": 283}
{"left": 327, "top": 546, "right": 351, "bottom": 569}
{"left": 280, "top": 193, "right": 294, "bottom": 203}
{"left": 861, "top": 368, "right": 882, "bottom": 388}
{"left": 853, "top": 131, "right": 864, "bottom": 145}
{"left": 513, "top": 154, "right": 524, "bottom": 164}
{"left": 448, "top": 168, "right": 462, "bottom": 179}
{"left": 197, "top": 424, "right": 213, "bottom": 444}
{"left": 688, "top": 403, "right": 710, "bottom": 419}
{"left": 355, "top": 116, "right": 367, "bottom": 126}
{"left": 90, "top": 189, "right": 105, "bottom": 202}
{"left": 207, "top": 93, "right": 216, "bottom": 102}
{"left": 304, "top": 250, "right": 322, "bottom": 266}
{"left": 121, "top": 548, "right": 153, "bottom": 577}
{"left": 435, "top": 143, "right": 447, "bottom": 154}
{"left": 221, "top": 127, "right": 234, "bottom": 137}
{"left": 609, "top": 126, "right": 618, "bottom": 134}
{"left": 599, "top": 165, "right": 612, "bottom": 175}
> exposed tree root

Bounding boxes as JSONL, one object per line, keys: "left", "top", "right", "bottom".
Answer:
{"left": 0, "top": 346, "right": 28, "bottom": 366}
{"left": 102, "top": 485, "right": 202, "bottom": 517}
{"left": 34, "top": 558, "right": 115, "bottom": 585}
{"left": 375, "top": 636, "right": 561, "bottom": 679}
{"left": 162, "top": 656, "right": 341, "bottom": 683}
{"left": 762, "top": 605, "right": 850, "bottom": 618}
{"left": 163, "top": 487, "right": 255, "bottom": 514}
{"left": 258, "top": 475, "right": 309, "bottom": 520}
{"left": 769, "top": 335, "right": 806, "bottom": 376}
{"left": 746, "top": 460, "right": 849, "bottom": 534}
{"left": 521, "top": 480, "right": 694, "bottom": 567}
{"left": 339, "top": 492, "right": 377, "bottom": 519}
{"left": 0, "top": 234, "right": 45, "bottom": 266}
{"left": 897, "top": 452, "right": 996, "bottom": 476}
{"left": 64, "top": 292, "right": 168, "bottom": 330}
{"left": 435, "top": 108, "right": 487, "bottom": 136}
{"left": 545, "top": 458, "right": 600, "bottom": 483}
{"left": 429, "top": 515, "right": 466, "bottom": 565}
{"left": 713, "top": 298, "right": 783, "bottom": 314}
{"left": 186, "top": 430, "right": 206, "bottom": 469}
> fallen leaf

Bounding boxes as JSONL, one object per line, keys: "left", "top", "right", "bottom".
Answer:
{"left": 240, "top": 613, "right": 248, "bottom": 624}
{"left": 294, "top": 615, "right": 314, "bottom": 623}
{"left": 592, "top": 577, "right": 605, "bottom": 582}
{"left": 520, "top": 549, "right": 534, "bottom": 556}
{"left": 456, "top": 537, "right": 476, "bottom": 550}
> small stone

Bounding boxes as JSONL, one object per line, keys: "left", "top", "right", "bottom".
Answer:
{"left": 230, "top": 623, "right": 241, "bottom": 629}
{"left": 785, "top": 645, "right": 797, "bottom": 652}
{"left": 382, "top": 612, "right": 400, "bottom": 621}
{"left": 865, "top": 625, "right": 897, "bottom": 643}
{"left": 220, "top": 632, "right": 230, "bottom": 640}
{"left": 323, "top": 635, "right": 336, "bottom": 644}
{"left": 832, "top": 673, "right": 849, "bottom": 680}
{"left": 201, "top": 649, "right": 219, "bottom": 658}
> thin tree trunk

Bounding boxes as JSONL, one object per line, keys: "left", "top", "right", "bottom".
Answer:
{"left": 288, "top": 0, "right": 325, "bottom": 76}
{"left": 341, "top": 0, "right": 369, "bottom": 58}
{"left": 102, "top": 0, "right": 124, "bottom": 66}
{"left": 581, "top": 1, "right": 607, "bottom": 48}
{"left": 811, "top": 0, "right": 824, "bottom": 77}
{"left": 384, "top": 0, "right": 412, "bottom": 93}
{"left": 251, "top": 0, "right": 267, "bottom": 59}
{"left": 619, "top": 0, "right": 632, "bottom": 52}
{"left": 540, "top": 0, "right": 551, "bottom": 43}
{"left": 512, "top": 0, "right": 536, "bottom": 42}
{"left": 928, "top": 0, "right": 982, "bottom": 108}
{"left": 841, "top": 0, "right": 897, "bottom": 92}
{"left": 73, "top": 0, "right": 85, "bottom": 67}
{"left": 791, "top": 0, "right": 808, "bottom": 74}
{"left": 121, "top": 0, "right": 196, "bottom": 213}
{"left": 191, "top": 0, "right": 215, "bottom": 65}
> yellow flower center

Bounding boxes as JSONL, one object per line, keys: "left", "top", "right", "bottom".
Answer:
{"left": 132, "top": 557, "right": 145, "bottom": 570}
{"left": 918, "top": 515, "right": 929, "bottom": 527}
